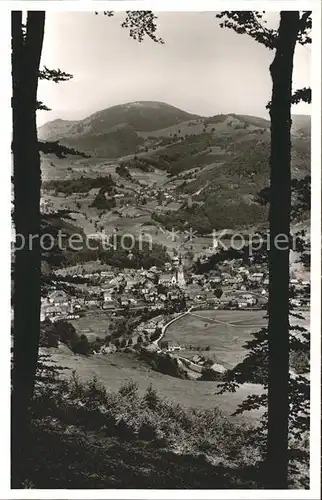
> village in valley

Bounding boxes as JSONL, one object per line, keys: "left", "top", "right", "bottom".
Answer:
{"left": 26, "top": 73, "right": 309, "bottom": 407}
{"left": 13, "top": 97, "right": 306, "bottom": 389}
{"left": 9, "top": 7, "right": 315, "bottom": 490}
{"left": 42, "top": 253, "right": 310, "bottom": 323}
{"left": 39, "top": 219, "right": 310, "bottom": 378}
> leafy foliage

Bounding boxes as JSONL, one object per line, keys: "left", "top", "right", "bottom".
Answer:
{"left": 267, "top": 87, "right": 312, "bottom": 110}
{"left": 36, "top": 100, "right": 51, "bottom": 111}
{"left": 291, "top": 87, "right": 312, "bottom": 104}
{"left": 20, "top": 363, "right": 268, "bottom": 488}
{"left": 39, "top": 66, "right": 73, "bottom": 83}
{"left": 121, "top": 11, "right": 165, "bottom": 44}
{"left": 216, "top": 11, "right": 311, "bottom": 48}
{"left": 99, "top": 11, "right": 164, "bottom": 44}
{"left": 31, "top": 370, "right": 261, "bottom": 482}
{"left": 217, "top": 11, "right": 278, "bottom": 49}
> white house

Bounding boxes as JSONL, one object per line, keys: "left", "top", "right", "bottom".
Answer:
{"left": 48, "top": 290, "right": 69, "bottom": 306}
{"left": 159, "top": 273, "right": 176, "bottom": 286}
{"left": 250, "top": 272, "right": 264, "bottom": 282}
{"left": 103, "top": 291, "right": 114, "bottom": 302}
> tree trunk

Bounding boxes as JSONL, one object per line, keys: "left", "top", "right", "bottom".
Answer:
{"left": 11, "top": 11, "right": 45, "bottom": 487}
{"left": 266, "top": 11, "right": 300, "bottom": 489}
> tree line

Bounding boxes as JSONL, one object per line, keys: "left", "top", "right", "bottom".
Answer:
{"left": 11, "top": 9, "right": 312, "bottom": 489}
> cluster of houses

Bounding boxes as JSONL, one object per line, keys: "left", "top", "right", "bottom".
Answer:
{"left": 185, "top": 268, "right": 267, "bottom": 303}
{"left": 40, "top": 197, "right": 54, "bottom": 214}
{"left": 191, "top": 267, "right": 266, "bottom": 287}
{"left": 40, "top": 290, "right": 83, "bottom": 322}
{"left": 102, "top": 268, "right": 187, "bottom": 310}
{"left": 134, "top": 317, "right": 164, "bottom": 336}
{"left": 41, "top": 254, "right": 309, "bottom": 323}
{"left": 130, "top": 183, "right": 189, "bottom": 213}
{"left": 191, "top": 264, "right": 308, "bottom": 291}
{"left": 42, "top": 261, "right": 187, "bottom": 322}
{"left": 185, "top": 264, "right": 309, "bottom": 309}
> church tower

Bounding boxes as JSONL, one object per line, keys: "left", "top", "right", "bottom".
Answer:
{"left": 175, "top": 254, "right": 186, "bottom": 288}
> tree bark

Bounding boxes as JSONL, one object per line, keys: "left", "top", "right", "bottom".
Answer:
{"left": 11, "top": 11, "right": 45, "bottom": 487}
{"left": 266, "top": 11, "right": 300, "bottom": 489}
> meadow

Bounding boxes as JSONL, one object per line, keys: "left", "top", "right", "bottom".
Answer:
{"left": 44, "top": 308, "right": 309, "bottom": 423}
{"left": 164, "top": 309, "right": 310, "bottom": 368}
{"left": 43, "top": 348, "right": 265, "bottom": 422}
{"left": 164, "top": 310, "right": 267, "bottom": 368}
{"left": 70, "top": 310, "right": 112, "bottom": 341}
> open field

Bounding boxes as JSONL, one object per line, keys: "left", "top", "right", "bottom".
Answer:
{"left": 164, "top": 309, "right": 310, "bottom": 368}
{"left": 41, "top": 156, "right": 112, "bottom": 182}
{"left": 41, "top": 308, "right": 308, "bottom": 425}
{"left": 128, "top": 167, "right": 169, "bottom": 185}
{"left": 43, "top": 348, "right": 265, "bottom": 422}
{"left": 164, "top": 310, "right": 267, "bottom": 368}
{"left": 70, "top": 310, "right": 112, "bottom": 340}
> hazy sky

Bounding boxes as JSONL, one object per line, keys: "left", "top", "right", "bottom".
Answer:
{"left": 37, "top": 11, "right": 311, "bottom": 126}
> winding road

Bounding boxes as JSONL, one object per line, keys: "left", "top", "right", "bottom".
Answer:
{"left": 152, "top": 307, "right": 193, "bottom": 346}
{"left": 151, "top": 307, "right": 229, "bottom": 374}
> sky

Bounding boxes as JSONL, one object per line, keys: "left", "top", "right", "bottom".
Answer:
{"left": 37, "top": 11, "right": 311, "bottom": 126}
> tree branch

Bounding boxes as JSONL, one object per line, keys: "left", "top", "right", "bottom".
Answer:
{"left": 36, "top": 100, "right": 51, "bottom": 111}
{"left": 216, "top": 11, "right": 278, "bottom": 49}
{"left": 266, "top": 86, "right": 311, "bottom": 109}
{"left": 291, "top": 87, "right": 311, "bottom": 104}
{"left": 97, "top": 10, "right": 164, "bottom": 44}
{"left": 39, "top": 66, "right": 73, "bottom": 82}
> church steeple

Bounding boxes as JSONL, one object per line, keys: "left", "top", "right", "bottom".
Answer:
{"left": 176, "top": 253, "right": 185, "bottom": 288}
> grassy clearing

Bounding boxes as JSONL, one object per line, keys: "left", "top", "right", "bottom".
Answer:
{"left": 164, "top": 308, "right": 309, "bottom": 374}
{"left": 165, "top": 310, "right": 267, "bottom": 368}
{"left": 70, "top": 312, "right": 111, "bottom": 341}
{"left": 41, "top": 349, "right": 265, "bottom": 421}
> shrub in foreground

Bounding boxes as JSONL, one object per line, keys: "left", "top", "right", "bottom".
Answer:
{"left": 33, "top": 369, "right": 259, "bottom": 471}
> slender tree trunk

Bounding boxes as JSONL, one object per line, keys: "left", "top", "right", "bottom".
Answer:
{"left": 266, "top": 11, "right": 299, "bottom": 489}
{"left": 11, "top": 11, "right": 45, "bottom": 487}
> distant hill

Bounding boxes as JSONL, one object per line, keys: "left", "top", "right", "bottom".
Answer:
{"left": 38, "top": 101, "right": 201, "bottom": 157}
{"left": 39, "top": 102, "right": 310, "bottom": 231}
{"left": 38, "top": 118, "right": 80, "bottom": 142}
{"left": 38, "top": 101, "right": 310, "bottom": 158}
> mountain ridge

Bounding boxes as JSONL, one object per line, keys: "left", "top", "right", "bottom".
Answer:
{"left": 38, "top": 101, "right": 310, "bottom": 145}
{"left": 39, "top": 101, "right": 310, "bottom": 232}
{"left": 38, "top": 101, "right": 201, "bottom": 142}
